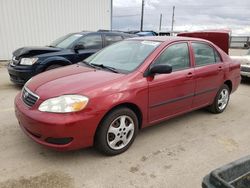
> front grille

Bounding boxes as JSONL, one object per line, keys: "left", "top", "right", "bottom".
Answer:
{"left": 241, "top": 65, "right": 250, "bottom": 72}
{"left": 22, "top": 87, "right": 39, "bottom": 107}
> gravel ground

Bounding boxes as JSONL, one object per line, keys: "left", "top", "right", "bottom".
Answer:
{"left": 0, "top": 50, "right": 249, "bottom": 188}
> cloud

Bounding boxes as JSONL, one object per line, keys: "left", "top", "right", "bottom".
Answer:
{"left": 113, "top": 0, "right": 250, "bottom": 35}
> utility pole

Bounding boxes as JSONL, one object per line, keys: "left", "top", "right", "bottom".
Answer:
{"left": 171, "top": 6, "right": 175, "bottom": 36}
{"left": 110, "top": 0, "right": 113, "bottom": 31}
{"left": 140, "top": 0, "right": 145, "bottom": 31}
{"left": 159, "top": 13, "right": 162, "bottom": 32}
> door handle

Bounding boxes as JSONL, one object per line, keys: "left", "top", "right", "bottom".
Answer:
{"left": 186, "top": 72, "right": 193, "bottom": 78}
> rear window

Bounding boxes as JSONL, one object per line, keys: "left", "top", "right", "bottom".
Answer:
{"left": 192, "top": 42, "right": 221, "bottom": 66}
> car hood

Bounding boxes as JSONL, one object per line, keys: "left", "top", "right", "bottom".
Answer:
{"left": 13, "top": 46, "right": 62, "bottom": 58}
{"left": 27, "top": 64, "right": 126, "bottom": 99}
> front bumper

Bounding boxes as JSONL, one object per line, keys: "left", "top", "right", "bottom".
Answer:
{"left": 7, "top": 63, "right": 35, "bottom": 85}
{"left": 241, "top": 64, "right": 250, "bottom": 77}
{"left": 15, "top": 92, "right": 104, "bottom": 151}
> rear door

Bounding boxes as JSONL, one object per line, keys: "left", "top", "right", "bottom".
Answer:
{"left": 191, "top": 42, "right": 225, "bottom": 108}
{"left": 148, "top": 42, "right": 195, "bottom": 123}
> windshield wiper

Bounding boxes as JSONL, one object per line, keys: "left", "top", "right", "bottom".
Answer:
{"left": 90, "top": 63, "right": 119, "bottom": 73}
{"left": 79, "top": 61, "right": 96, "bottom": 68}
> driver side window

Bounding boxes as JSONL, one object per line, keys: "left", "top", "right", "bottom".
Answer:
{"left": 154, "top": 43, "right": 190, "bottom": 71}
{"left": 76, "top": 34, "right": 102, "bottom": 49}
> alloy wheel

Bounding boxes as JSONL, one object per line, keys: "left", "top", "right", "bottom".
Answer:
{"left": 107, "top": 115, "right": 135, "bottom": 150}
{"left": 218, "top": 88, "right": 229, "bottom": 110}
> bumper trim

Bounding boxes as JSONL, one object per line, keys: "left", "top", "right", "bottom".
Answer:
{"left": 20, "top": 123, "right": 73, "bottom": 150}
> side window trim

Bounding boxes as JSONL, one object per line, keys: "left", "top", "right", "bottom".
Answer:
{"left": 151, "top": 41, "right": 192, "bottom": 72}
{"left": 213, "top": 48, "right": 222, "bottom": 63}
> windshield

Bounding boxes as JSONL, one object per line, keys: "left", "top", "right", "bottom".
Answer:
{"left": 84, "top": 40, "right": 161, "bottom": 73}
{"left": 49, "top": 33, "right": 83, "bottom": 48}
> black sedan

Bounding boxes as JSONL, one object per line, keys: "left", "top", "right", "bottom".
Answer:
{"left": 8, "top": 31, "right": 135, "bottom": 85}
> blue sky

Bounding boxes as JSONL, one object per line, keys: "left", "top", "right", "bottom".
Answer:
{"left": 113, "top": 0, "right": 250, "bottom": 35}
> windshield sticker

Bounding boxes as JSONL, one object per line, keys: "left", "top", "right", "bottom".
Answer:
{"left": 141, "top": 41, "right": 160, "bottom": 46}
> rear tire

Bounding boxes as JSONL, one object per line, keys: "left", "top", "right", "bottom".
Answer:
{"left": 207, "top": 84, "right": 230, "bottom": 114}
{"left": 95, "top": 107, "right": 139, "bottom": 156}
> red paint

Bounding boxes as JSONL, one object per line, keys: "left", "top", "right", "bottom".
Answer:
{"left": 15, "top": 36, "right": 240, "bottom": 151}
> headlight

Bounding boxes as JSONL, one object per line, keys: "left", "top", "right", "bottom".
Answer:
{"left": 38, "top": 95, "right": 89, "bottom": 113}
{"left": 20, "top": 58, "right": 38, "bottom": 65}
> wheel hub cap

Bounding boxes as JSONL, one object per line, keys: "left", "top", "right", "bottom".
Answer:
{"left": 218, "top": 89, "right": 229, "bottom": 110}
{"left": 107, "top": 115, "right": 135, "bottom": 150}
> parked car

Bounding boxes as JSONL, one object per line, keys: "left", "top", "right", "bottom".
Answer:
{"left": 231, "top": 50, "right": 250, "bottom": 79}
{"left": 136, "top": 31, "right": 158, "bottom": 36}
{"left": 15, "top": 36, "right": 240, "bottom": 155}
{"left": 7, "top": 31, "right": 135, "bottom": 85}
{"left": 124, "top": 30, "right": 158, "bottom": 36}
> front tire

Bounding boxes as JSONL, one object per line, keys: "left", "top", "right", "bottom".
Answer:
{"left": 208, "top": 84, "right": 230, "bottom": 114}
{"left": 95, "top": 107, "right": 139, "bottom": 156}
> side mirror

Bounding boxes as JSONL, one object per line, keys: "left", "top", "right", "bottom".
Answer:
{"left": 74, "top": 44, "right": 85, "bottom": 51}
{"left": 145, "top": 64, "right": 172, "bottom": 76}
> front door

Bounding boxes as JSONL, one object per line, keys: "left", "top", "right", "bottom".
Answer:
{"left": 74, "top": 34, "right": 103, "bottom": 62}
{"left": 148, "top": 42, "right": 195, "bottom": 123}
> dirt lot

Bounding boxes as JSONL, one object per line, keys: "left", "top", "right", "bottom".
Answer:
{"left": 0, "top": 55, "right": 250, "bottom": 187}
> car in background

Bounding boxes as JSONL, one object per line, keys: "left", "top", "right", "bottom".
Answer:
{"left": 7, "top": 31, "right": 135, "bottom": 85}
{"left": 231, "top": 50, "right": 250, "bottom": 80}
{"left": 15, "top": 36, "right": 240, "bottom": 155}
{"left": 136, "top": 31, "right": 158, "bottom": 36}
{"left": 125, "top": 30, "right": 158, "bottom": 36}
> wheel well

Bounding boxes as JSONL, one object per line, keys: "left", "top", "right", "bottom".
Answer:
{"left": 224, "top": 80, "right": 232, "bottom": 92}
{"left": 44, "top": 61, "right": 69, "bottom": 71}
{"left": 99, "top": 103, "right": 143, "bottom": 130}
{"left": 93, "top": 103, "right": 143, "bottom": 145}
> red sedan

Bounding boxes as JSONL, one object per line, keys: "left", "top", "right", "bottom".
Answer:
{"left": 15, "top": 36, "right": 241, "bottom": 155}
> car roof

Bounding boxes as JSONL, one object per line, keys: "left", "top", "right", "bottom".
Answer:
{"left": 77, "top": 31, "right": 135, "bottom": 37}
{"left": 128, "top": 36, "right": 210, "bottom": 43}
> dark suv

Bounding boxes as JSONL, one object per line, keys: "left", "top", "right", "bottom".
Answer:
{"left": 8, "top": 31, "right": 135, "bottom": 85}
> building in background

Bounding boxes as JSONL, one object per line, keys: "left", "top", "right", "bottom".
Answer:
{"left": 0, "top": 0, "right": 112, "bottom": 60}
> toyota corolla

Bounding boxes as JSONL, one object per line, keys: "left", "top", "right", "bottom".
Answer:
{"left": 15, "top": 36, "right": 241, "bottom": 155}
